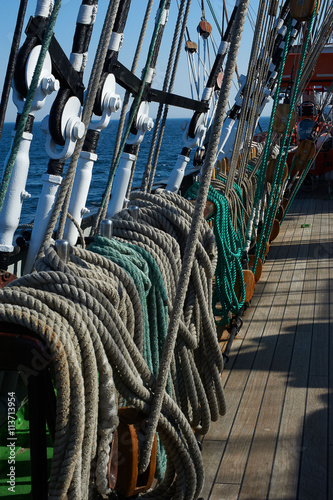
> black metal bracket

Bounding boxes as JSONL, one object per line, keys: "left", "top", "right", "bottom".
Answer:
{"left": 109, "top": 58, "right": 209, "bottom": 113}
{"left": 25, "top": 16, "right": 84, "bottom": 101}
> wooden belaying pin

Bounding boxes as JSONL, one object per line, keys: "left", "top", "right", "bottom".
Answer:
{"left": 101, "top": 219, "right": 113, "bottom": 239}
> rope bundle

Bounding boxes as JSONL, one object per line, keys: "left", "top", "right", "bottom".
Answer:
{"left": 0, "top": 190, "right": 225, "bottom": 499}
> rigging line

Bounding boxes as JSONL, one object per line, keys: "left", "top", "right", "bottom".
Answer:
{"left": 206, "top": 0, "right": 223, "bottom": 38}
{"left": 238, "top": 1, "right": 279, "bottom": 185}
{"left": 0, "top": 0, "right": 28, "bottom": 140}
{"left": 141, "top": 0, "right": 189, "bottom": 193}
{"left": 95, "top": 0, "right": 170, "bottom": 222}
{"left": 225, "top": 0, "right": 270, "bottom": 196}
{"left": 257, "top": 7, "right": 318, "bottom": 266}
{"left": 38, "top": 0, "right": 122, "bottom": 253}
{"left": 106, "top": 0, "right": 154, "bottom": 199}
{"left": 147, "top": 0, "right": 193, "bottom": 193}
{"left": 139, "top": 0, "right": 250, "bottom": 476}
{"left": 0, "top": 0, "right": 62, "bottom": 213}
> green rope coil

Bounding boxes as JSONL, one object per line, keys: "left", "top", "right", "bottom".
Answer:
{"left": 186, "top": 181, "right": 245, "bottom": 325}
{"left": 88, "top": 235, "right": 170, "bottom": 480}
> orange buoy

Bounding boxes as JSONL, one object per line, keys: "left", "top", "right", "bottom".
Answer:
{"left": 290, "top": 0, "right": 320, "bottom": 21}
{"left": 113, "top": 408, "right": 157, "bottom": 497}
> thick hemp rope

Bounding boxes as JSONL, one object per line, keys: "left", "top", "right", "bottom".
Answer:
{"left": 136, "top": 1, "right": 249, "bottom": 474}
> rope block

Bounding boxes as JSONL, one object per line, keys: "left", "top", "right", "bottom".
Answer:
{"left": 265, "top": 157, "right": 289, "bottom": 184}
{"left": 276, "top": 205, "right": 285, "bottom": 222}
{"left": 294, "top": 139, "right": 316, "bottom": 173}
{"left": 248, "top": 255, "right": 262, "bottom": 282}
{"left": 197, "top": 20, "right": 212, "bottom": 39}
{"left": 185, "top": 40, "right": 197, "bottom": 53}
{"left": 234, "top": 269, "right": 255, "bottom": 303}
{"left": 269, "top": 219, "right": 280, "bottom": 242}
{"left": 272, "top": 103, "right": 296, "bottom": 134}
{"left": 113, "top": 407, "right": 157, "bottom": 497}
{"left": 290, "top": 0, "right": 320, "bottom": 21}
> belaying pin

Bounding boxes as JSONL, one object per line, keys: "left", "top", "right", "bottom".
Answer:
{"left": 55, "top": 239, "right": 70, "bottom": 264}
{"left": 128, "top": 206, "right": 139, "bottom": 220}
{"left": 100, "top": 219, "right": 113, "bottom": 239}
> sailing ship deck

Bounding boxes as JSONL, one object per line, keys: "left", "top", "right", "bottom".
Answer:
{"left": 202, "top": 181, "right": 333, "bottom": 500}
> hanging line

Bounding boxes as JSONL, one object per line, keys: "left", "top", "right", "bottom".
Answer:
{"left": 143, "top": 0, "right": 193, "bottom": 193}
{"left": 93, "top": 0, "right": 170, "bottom": 229}
{"left": 0, "top": 0, "right": 28, "bottom": 139}
{"left": 138, "top": 0, "right": 249, "bottom": 477}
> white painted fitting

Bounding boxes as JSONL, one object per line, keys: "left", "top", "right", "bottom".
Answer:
{"left": 0, "top": 132, "right": 32, "bottom": 252}
{"left": 63, "top": 150, "right": 97, "bottom": 245}
{"left": 70, "top": 53, "right": 84, "bottom": 73}
{"left": 165, "top": 155, "right": 190, "bottom": 193}
{"left": 109, "top": 32, "right": 124, "bottom": 52}
{"left": 35, "top": 0, "right": 53, "bottom": 18}
{"left": 218, "top": 40, "right": 230, "bottom": 55}
{"left": 23, "top": 173, "right": 62, "bottom": 274}
{"left": 107, "top": 153, "right": 136, "bottom": 217}
{"left": 202, "top": 87, "right": 214, "bottom": 102}
{"left": 216, "top": 117, "right": 235, "bottom": 161}
{"left": 77, "top": 4, "right": 97, "bottom": 24}
{"left": 41, "top": 76, "right": 60, "bottom": 95}
{"left": 156, "top": 8, "right": 169, "bottom": 26}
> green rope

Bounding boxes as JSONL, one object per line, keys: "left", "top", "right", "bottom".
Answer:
{"left": 206, "top": 0, "right": 222, "bottom": 38}
{"left": 89, "top": 235, "right": 170, "bottom": 479}
{"left": 254, "top": 6, "right": 317, "bottom": 268}
{"left": 186, "top": 181, "right": 245, "bottom": 325}
{"left": 0, "top": 0, "right": 62, "bottom": 212}
{"left": 98, "top": 0, "right": 169, "bottom": 214}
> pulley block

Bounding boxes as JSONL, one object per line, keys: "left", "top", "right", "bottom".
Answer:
{"left": 272, "top": 104, "right": 296, "bottom": 134}
{"left": 290, "top": 0, "right": 320, "bottom": 21}
{"left": 185, "top": 40, "right": 198, "bottom": 53}
{"left": 197, "top": 20, "right": 213, "bottom": 39}
{"left": 265, "top": 158, "right": 289, "bottom": 184}
{"left": 234, "top": 269, "right": 256, "bottom": 303}
{"left": 269, "top": 219, "right": 280, "bottom": 242}
{"left": 248, "top": 255, "right": 262, "bottom": 283}
{"left": 109, "top": 407, "right": 157, "bottom": 498}
{"left": 294, "top": 139, "right": 316, "bottom": 173}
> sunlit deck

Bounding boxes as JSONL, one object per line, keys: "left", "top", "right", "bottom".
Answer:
{"left": 202, "top": 182, "right": 332, "bottom": 499}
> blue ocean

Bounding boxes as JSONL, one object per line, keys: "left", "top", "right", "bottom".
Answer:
{"left": 0, "top": 117, "right": 269, "bottom": 225}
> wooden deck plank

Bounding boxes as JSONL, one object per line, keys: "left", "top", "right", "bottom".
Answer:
{"left": 238, "top": 198, "right": 317, "bottom": 500}
{"left": 297, "top": 196, "right": 331, "bottom": 500}
{"left": 210, "top": 483, "right": 240, "bottom": 500}
{"left": 214, "top": 200, "right": 306, "bottom": 487}
{"left": 267, "top": 197, "right": 318, "bottom": 500}
{"left": 201, "top": 440, "right": 226, "bottom": 500}
{"left": 202, "top": 189, "right": 332, "bottom": 499}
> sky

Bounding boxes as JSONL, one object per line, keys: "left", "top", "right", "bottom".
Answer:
{"left": 0, "top": 0, "right": 259, "bottom": 123}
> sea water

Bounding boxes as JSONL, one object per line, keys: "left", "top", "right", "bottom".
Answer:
{"left": 0, "top": 117, "right": 270, "bottom": 225}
